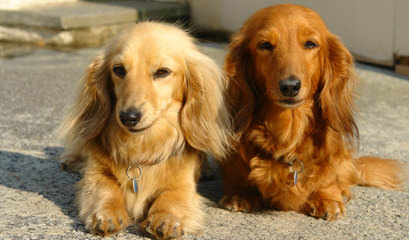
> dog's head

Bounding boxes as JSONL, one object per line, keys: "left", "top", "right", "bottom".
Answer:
{"left": 62, "top": 22, "right": 232, "bottom": 159}
{"left": 226, "top": 4, "right": 357, "bottom": 141}
{"left": 107, "top": 23, "right": 190, "bottom": 135}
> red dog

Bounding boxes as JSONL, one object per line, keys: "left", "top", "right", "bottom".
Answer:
{"left": 220, "top": 4, "right": 404, "bottom": 220}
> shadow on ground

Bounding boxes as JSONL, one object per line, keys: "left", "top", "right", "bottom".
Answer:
{"left": 0, "top": 147, "right": 84, "bottom": 231}
{"left": 0, "top": 147, "right": 225, "bottom": 236}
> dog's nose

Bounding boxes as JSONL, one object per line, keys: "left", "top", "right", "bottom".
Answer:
{"left": 119, "top": 108, "right": 142, "bottom": 127}
{"left": 279, "top": 76, "right": 301, "bottom": 97}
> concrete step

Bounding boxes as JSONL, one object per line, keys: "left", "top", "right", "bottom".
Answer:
{"left": 0, "top": 1, "right": 189, "bottom": 47}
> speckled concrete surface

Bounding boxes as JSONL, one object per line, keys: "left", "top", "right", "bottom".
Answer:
{"left": 0, "top": 44, "right": 408, "bottom": 240}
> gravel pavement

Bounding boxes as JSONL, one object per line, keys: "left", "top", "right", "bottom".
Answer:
{"left": 0, "top": 43, "right": 408, "bottom": 239}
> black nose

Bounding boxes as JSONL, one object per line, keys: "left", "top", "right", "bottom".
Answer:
{"left": 279, "top": 76, "right": 301, "bottom": 97}
{"left": 119, "top": 108, "right": 142, "bottom": 128}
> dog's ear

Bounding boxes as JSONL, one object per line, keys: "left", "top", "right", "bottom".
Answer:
{"left": 60, "top": 55, "right": 113, "bottom": 145}
{"left": 319, "top": 34, "right": 358, "bottom": 144}
{"left": 181, "top": 49, "right": 233, "bottom": 159}
{"left": 224, "top": 34, "right": 255, "bottom": 137}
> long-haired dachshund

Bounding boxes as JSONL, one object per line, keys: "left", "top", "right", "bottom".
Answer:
{"left": 219, "top": 4, "right": 404, "bottom": 220}
{"left": 60, "top": 22, "right": 232, "bottom": 239}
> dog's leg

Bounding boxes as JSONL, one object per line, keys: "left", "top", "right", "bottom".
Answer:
{"left": 219, "top": 153, "right": 263, "bottom": 212}
{"left": 140, "top": 157, "right": 204, "bottom": 239}
{"left": 77, "top": 159, "right": 130, "bottom": 236}
{"left": 304, "top": 183, "right": 346, "bottom": 220}
{"left": 59, "top": 147, "right": 87, "bottom": 174}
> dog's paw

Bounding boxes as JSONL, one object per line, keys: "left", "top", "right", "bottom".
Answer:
{"left": 85, "top": 208, "right": 130, "bottom": 236}
{"left": 141, "top": 212, "right": 184, "bottom": 240}
{"left": 306, "top": 200, "right": 345, "bottom": 221}
{"left": 219, "top": 193, "right": 262, "bottom": 212}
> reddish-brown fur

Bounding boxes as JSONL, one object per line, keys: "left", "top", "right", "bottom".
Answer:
{"left": 219, "top": 4, "right": 404, "bottom": 220}
{"left": 60, "top": 22, "right": 232, "bottom": 239}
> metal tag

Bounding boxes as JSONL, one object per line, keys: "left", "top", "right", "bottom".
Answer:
{"left": 132, "top": 178, "right": 138, "bottom": 193}
{"left": 127, "top": 165, "right": 142, "bottom": 194}
{"left": 293, "top": 171, "right": 298, "bottom": 186}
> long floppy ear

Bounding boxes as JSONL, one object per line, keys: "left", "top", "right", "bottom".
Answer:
{"left": 60, "top": 55, "right": 113, "bottom": 146}
{"left": 181, "top": 49, "right": 233, "bottom": 159}
{"left": 224, "top": 33, "right": 255, "bottom": 137}
{"left": 320, "top": 34, "right": 358, "bottom": 144}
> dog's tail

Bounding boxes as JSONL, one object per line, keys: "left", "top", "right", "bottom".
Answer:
{"left": 355, "top": 156, "right": 405, "bottom": 190}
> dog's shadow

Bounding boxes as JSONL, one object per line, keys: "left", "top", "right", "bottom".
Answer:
{"left": 0, "top": 147, "right": 225, "bottom": 236}
{"left": 198, "top": 167, "right": 225, "bottom": 204}
{"left": 0, "top": 147, "right": 87, "bottom": 232}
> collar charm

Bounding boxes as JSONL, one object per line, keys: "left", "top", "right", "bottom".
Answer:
{"left": 289, "top": 159, "right": 304, "bottom": 186}
{"left": 126, "top": 165, "right": 142, "bottom": 193}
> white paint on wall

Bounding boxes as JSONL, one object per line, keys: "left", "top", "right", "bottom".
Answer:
{"left": 395, "top": 0, "right": 409, "bottom": 56}
{"left": 0, "top": 0, "right": 77, "bottom": 10}
{"left": 190, "top": 0, "right": 409, "bottom": 66}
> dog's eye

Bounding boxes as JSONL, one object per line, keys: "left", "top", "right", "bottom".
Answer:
{"left": 154, "top": 67, "right": 171, "bottom": 78}
{"left": 258, "top": 41, "right": 274, "bottom": 51}
{"left": 304, "top": 41, "right": 318, "bottom": 49}
{"left": 113, "top": 65, "right": 126, "bottom": 77}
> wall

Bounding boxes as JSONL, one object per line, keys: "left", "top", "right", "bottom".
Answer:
{"left": 189, "top": 0, "right": 409, "bottom": 66}
{"left": 0, "top": 0, "right": 77, "bottom": 10}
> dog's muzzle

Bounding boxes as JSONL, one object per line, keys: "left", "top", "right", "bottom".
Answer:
{"left": 119, "top": 107, "right": 142, "bottom": 128}
{"left": 279, "top": 76, "right": 301, "bottom": 97}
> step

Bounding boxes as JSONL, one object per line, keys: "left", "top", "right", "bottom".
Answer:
{"left": 0, "top": 1, "right": 189, "bottom": 46}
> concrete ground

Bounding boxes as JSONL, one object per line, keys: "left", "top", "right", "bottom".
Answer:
{"left": 0, "top": 43, "right": 408, "bottom": 240}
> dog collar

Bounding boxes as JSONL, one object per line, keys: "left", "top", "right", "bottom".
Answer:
{"left": 126, "top": 165, "right": 142, "bottom": 193}
{"left": 289, "top": 159, "right": 304, "bottom": 186}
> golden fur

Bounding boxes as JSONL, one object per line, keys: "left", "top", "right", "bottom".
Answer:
{"left": 219, "top": 4, "right": 404, "bottom": 220}
{"left": 60, "top": 22, "right": 232, "bottom": 239}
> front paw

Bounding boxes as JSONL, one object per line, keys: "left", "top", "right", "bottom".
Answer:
{"left": 141, "top": 212, "right": 184, "bottom": 240}
{"left": 305, "top": 200, "right": 345, "bottom": 221}
{"left": 85, "top": 208, "right": 130, "bottom": 236}
{"left": 219, "top": 193, "right": 262, "bottom": 212}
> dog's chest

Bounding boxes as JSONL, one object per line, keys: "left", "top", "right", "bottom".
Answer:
{"left": 117, "top": 125, "right": 185, "bottom": 165}
{"left": 244, "top": 122, "right": 320, "bottom": 189}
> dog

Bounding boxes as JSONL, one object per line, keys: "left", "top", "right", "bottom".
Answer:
{"left": 59, "top": 22, "right": 232, "bottom": 239}
{"left": 219, "top": 4, "right": 404, "bottom": 220}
